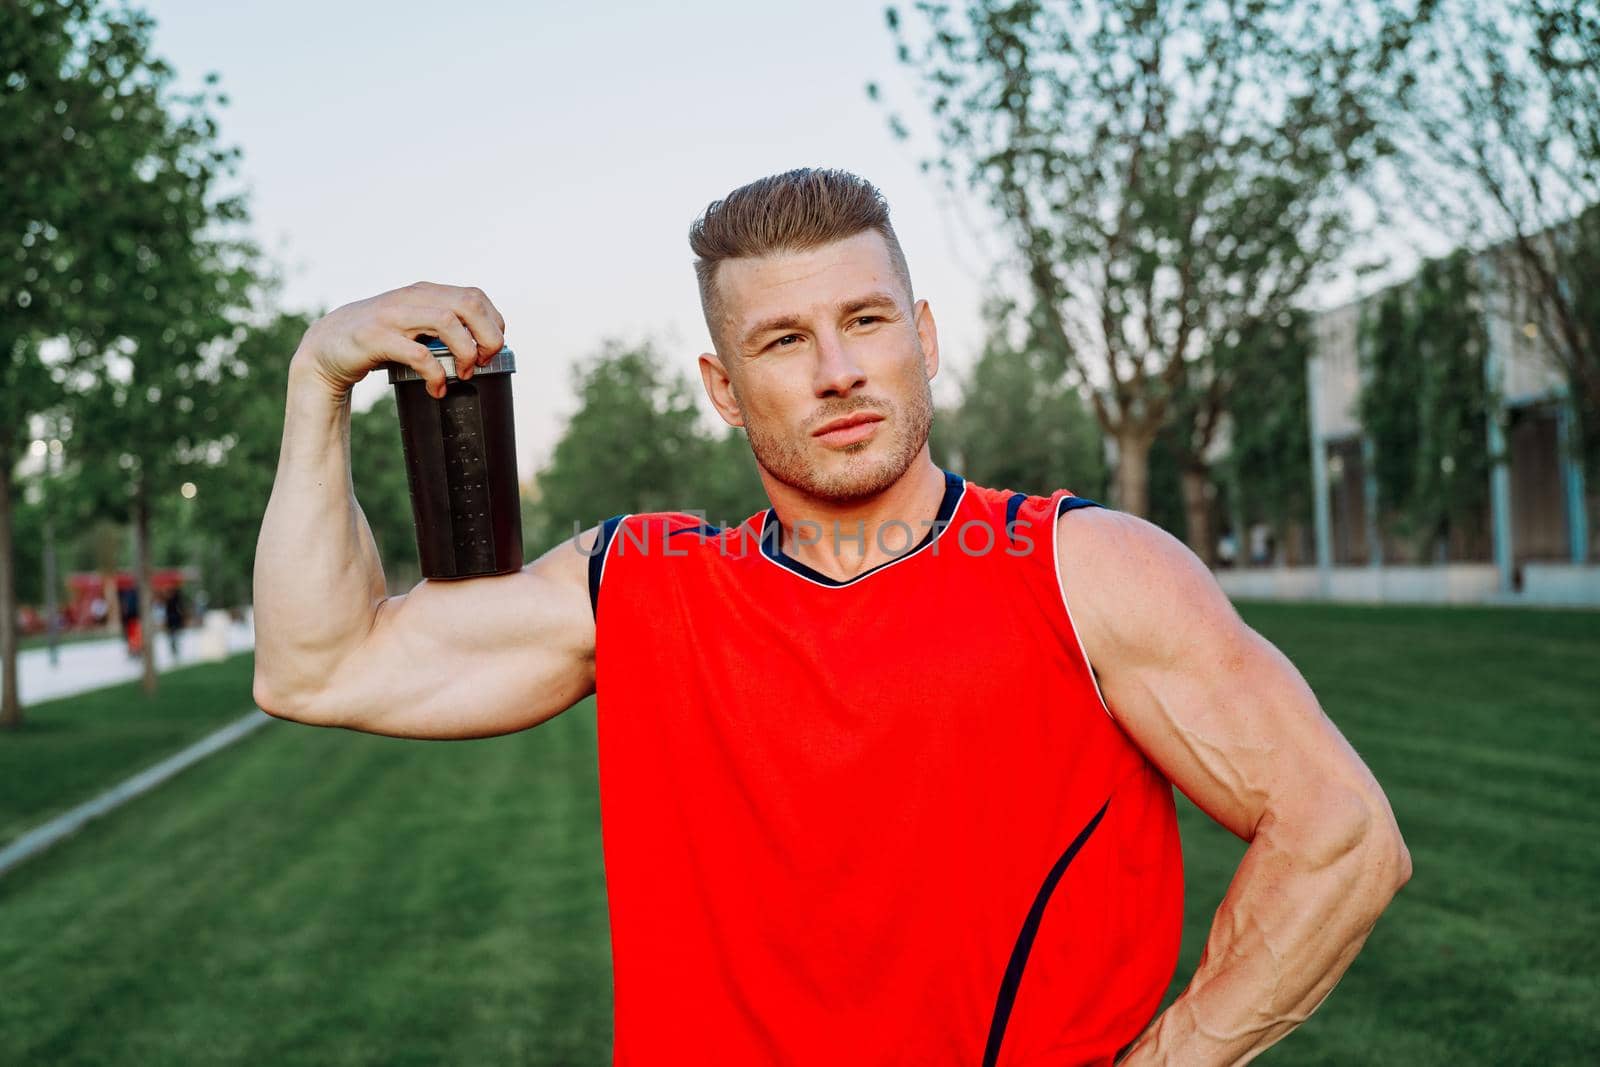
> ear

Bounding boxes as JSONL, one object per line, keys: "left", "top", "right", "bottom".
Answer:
{"left": 698, "top": 350, "right": 745, "bottom": 428}
{"left": 913, "top": 298, "right": 940, "bottom": 381}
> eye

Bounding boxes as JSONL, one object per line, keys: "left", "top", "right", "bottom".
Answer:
{"left": 854, "top": 316, "right": 881, "bottom": 327}
{"left": 774, "top": 334, "right": 801, "bottom": 348}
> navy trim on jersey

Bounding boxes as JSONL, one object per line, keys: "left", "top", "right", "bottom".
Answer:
{"left": 982, "top": 795, "right": 1112, "bottom": 1067}
{"left": 587, "top": 515, "right": 627, "bottom": 619}
{"left": 757, "top": 469, "right": 966, "bottom": 588}
{"left": 1010, "top": 490, "right": 1100, "bottom": 544}
{"left": 666, "top": 523, "right": 723, "bottom": 539}
{"left": 1005, "top": 492, "right": 1027, "bottom": 545}
{"left": 1056, "top": 495, "right": 1105, "bottom": 516}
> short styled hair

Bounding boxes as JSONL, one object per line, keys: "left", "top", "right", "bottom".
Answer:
{"left": 689, "top": 168, "right": 915, "bottom": 352}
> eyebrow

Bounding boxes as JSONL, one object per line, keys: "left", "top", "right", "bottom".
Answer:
{"left": 739, "top": 291, "right": 902, "bottom": 351}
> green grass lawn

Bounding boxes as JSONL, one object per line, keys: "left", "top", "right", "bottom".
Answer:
{"left": 0, "top": 654, "right": 261, "bottom": 848}
{"left": 0, "top": 602, "right": 1596, "bottom": 1065}
{"left": 1163, "top": 603, "right": 1600, "bottom": 1065}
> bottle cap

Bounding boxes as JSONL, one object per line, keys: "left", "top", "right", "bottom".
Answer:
{"left": 387, "top": 336, "right": 517, "bottom": 383}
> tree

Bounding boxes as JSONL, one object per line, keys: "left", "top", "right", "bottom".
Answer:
{"left": 1358, "top": 252, "right": 1490, "bottom": 561}
{"left": 188, "top": 309, "right": 310, "bottom": 609}
{"left": 56, "top": 19, "right": 256, "bottom": 697}
{"left": 1382, "top": 0, "right": 1600, "bottom": 461}
{"left": 944, "top": 295, "right": 1106, "bottom": 499}
{"left": 528, "top": 340, "right": 720, "bottom": 551}
{"left": 875, "top": 0, "right": 1390, "bottom": 528}
{"left": 1, "top": 0, "right": 247, "bottom": 724}
{"left": 1571, "top": 205, "right": 1600, "bottom": 481}
{"left": 1217, "top": 310, "right": 1315, "bottom": 564}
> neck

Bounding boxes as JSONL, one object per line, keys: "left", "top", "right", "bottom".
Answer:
{"left": 761, "top": 452, "right": 949, "bottom": 582}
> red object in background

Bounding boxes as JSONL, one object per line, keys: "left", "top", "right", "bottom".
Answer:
{"left": 125, "top": 617, "right": 142, "bottom": 655}
{"left": 63, "top": 570, "right": 191, "bottom": 631}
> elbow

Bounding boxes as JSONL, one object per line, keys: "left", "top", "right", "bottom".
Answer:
{"left": 1292, "top": 784, "right": 1412, "bottom": 907}
{"left": 1351, "top": 788, "right": 1413, "bottom": 907}
{"left": 251, "top": 671, "right": 295, "bottom": 721}
{"left": 252, "top": 668, "right": 316, "bottom": 725}
{"left": 253, "top": 664, "right": 358, "bottom": 730}
{"left": 1387, "top": 821, "right": 1414, "bottom": 895}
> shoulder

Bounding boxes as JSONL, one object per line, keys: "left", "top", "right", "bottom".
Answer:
{"left": 584, "top": 509, "right": 751, "bottom": 619}
{"left": 1053, "top": 504, "right": 1247, "bottom": 673}
{"left": 592, "top": 510, "right": 737, "bottom": 557}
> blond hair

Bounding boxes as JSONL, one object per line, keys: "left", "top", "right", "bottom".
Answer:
{"left": 689, "top": 168, "right": 915, "bottom": 351}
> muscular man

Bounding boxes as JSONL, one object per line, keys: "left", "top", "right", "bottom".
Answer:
{"left": 253, "top": 168, "right": 1410, "bottom": 1065}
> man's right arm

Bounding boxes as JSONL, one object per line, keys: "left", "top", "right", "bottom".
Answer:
{"left": 251, "top": 282, "right": 598, "bottom": 739}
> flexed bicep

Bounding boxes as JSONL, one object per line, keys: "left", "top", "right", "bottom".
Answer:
{"left": 272, "top": 529, "right": 599, "bottom": 740}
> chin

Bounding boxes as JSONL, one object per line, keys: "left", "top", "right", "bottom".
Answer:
{"left": 803, "top": 441, "right": 910, "bottom": 502}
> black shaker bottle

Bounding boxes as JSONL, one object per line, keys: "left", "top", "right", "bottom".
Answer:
{"left": 388, "top": 337, "right": 524, "bottom": 579}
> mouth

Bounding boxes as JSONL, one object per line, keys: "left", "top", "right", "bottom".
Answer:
{"left": 813, "top": 412, "right": 886, "bottom": 446}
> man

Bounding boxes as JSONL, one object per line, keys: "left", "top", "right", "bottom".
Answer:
{"left": 164, "top": 587, "right": 186, "bottom": 660}
{"left": 253, "top": 168, "right": 1410, "bottom": 1065}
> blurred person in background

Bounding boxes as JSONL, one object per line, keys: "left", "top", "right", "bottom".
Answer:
{"left": 118, "top": 586, "right": 141, "bottom": 659}
{"left": 164, "top": 588, "right": 186, "bottom": 659}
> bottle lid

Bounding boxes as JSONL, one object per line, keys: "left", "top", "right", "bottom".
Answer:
{"left": 387, "top": 336, "right": 517, "bottom": 383}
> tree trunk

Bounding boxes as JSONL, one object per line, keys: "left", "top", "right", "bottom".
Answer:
{"left": 1284, "top": 519, "right": 1309, "bottom": 566}
{"left": 0, "top": 439, "right": 20, "bottom": 729}
{"left": 135, "top": 482, "right": 158, "bottom": 696}
{"left": 104, "top": 575, "right": 122, "bottom": 633}
{"left": 95, "top": 521, "right": 122, "bottom": 634}
{"left": 1181, "top": 463, "right": 1217, "bottom": 567}
{"left": 1112, "top": 425, "right": 1157, "bottom": 518}
{"left": 1226, "top": 473, "right": 1247, "bottom": 569}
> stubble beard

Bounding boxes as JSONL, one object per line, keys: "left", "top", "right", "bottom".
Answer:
{"left": 743, "top": 372, "right": 934, "bottom": 505}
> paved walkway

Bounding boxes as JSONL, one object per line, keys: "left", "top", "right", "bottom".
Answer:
{"left": 0, "top": 709, "right": 273, "bottom": 878}
{"left": 1, "top": 622, "right": 257, "bottom": 705}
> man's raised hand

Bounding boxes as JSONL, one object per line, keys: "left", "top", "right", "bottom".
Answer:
{"left": 292, "top": 281, "right": 508, "bottom": 400}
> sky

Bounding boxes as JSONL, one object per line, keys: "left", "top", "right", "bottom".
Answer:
{"left": 138, "top": 0, "right": 1009, "bottom": 480}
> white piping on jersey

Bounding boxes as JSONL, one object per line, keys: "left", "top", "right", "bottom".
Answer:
{"left": 755, "top": 480, "right": 970, "bottom": 590}
{"left": 1052, "top": 498, "right": 1114, "bottom": 721}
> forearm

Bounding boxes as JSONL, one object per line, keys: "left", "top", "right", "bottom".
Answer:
{"left": 1119, "top": 789, "right": 1411, "bottom": 1065}
{"left": 251, "top": 357, "right": 388, "bottom": 716}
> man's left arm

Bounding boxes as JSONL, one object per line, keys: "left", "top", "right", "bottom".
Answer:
{"left": 1055, "top": 508, "right": 1412, "bottom": 1065}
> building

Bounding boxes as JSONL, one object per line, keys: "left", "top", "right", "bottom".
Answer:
{"left": 1219, "top": 245, "right": 1598, "bottom": 607}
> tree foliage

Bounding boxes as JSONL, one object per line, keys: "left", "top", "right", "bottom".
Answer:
{"left": 186, "top": 309, "right": 310, "bottom": 607}
{"left": 1218, "top": 310, "right": 1315, "bottom": 557}
{"left": 528, "top": 341, "right": 766, "bottom": 551}
{"left": 1, "top": 0, "right": 252, "bottom": 719}
{"left": 941, "top": 296, "right": 1105, "bottom": 499}
{"left": 876, "top": 0, "right": 1391, "bottom": 521}
{"left": 1382, "top": 0, "right": 1600, "bottom": 449}
{"left": 1357, "top": 252, "right": 1490, "bottom": 559}
{"left": 62, "top": 78, "right": 254, "bottom": 695}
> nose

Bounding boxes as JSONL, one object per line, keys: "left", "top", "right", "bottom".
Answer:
{"left": 812, "top": 329, "right": 867, "bottom": 397}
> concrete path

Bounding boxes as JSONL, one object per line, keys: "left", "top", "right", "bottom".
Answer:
{"left": 0, "top": 621, "right": 257, "bottom": 705}
{"left": 0, "top": 710, "right": 274, "bottom": 879}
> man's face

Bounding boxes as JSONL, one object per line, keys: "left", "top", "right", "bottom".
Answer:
{"left": 698, "top": 230, "right": 939, "bottom": 504}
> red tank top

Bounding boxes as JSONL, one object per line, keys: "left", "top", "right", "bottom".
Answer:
{"left": 588, "top": 470, "right": 1183, "bottom": 1065}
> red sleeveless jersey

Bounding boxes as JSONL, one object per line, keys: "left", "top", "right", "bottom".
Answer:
{"left": 588, "top": 470, "right": 1183, "bottom": 1065}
